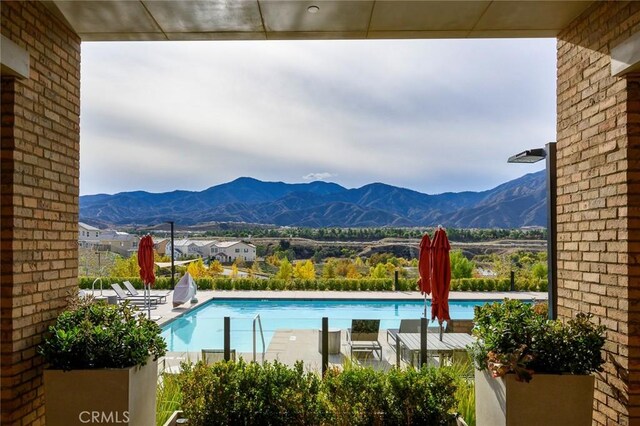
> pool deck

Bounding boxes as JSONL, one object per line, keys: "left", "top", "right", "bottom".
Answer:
{"left": 89, "top": 289, "right": 546, "bottom": 374}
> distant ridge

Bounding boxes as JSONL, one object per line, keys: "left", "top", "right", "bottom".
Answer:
{"left": 80, "top": 171, "right": 546, "bottom": 228}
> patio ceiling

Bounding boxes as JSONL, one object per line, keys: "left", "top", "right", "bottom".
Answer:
{"left": 47, "top": 0, "right": 595, "bottom": 41}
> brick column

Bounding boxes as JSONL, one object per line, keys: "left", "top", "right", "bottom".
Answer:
{"left": 1, "top": 2, "right": 80, "bottom": 424}
{"left": 557, "top": 2, "right": 640, "bottom": 424}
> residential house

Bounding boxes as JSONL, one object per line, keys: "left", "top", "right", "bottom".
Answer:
{"left": 212, "top": 241, "right": 257, "bottom": 263}
{"left": 98, "top": 230, "right": 140, "bottom": 257}
{"left": 78, "top": 222, "right": 102, "bottom": 247}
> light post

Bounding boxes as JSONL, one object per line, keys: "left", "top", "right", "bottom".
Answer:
{"left": 167, "top": 221, "right": 175, "bottom": 289}
{"left": 508, "top": 142, "right": 557, "bottom": 319}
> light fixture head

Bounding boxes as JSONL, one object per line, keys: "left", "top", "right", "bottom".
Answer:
{"left": 507, "top": 148, "right": 546, "bottom": 163}
{"left": 307, "top": 5, "right": 319, "bottom": 14}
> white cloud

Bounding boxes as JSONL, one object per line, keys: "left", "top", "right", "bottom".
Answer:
{"left": 302, "top": 172, "right": 337, "bottom": 181}
{"left": 80, "top": 38, "right": 555, "bottom": 195}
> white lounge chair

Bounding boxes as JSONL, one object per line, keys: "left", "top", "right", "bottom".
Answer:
{"left": 123, "top": 281, "right": 169, "bottom": 304}
{"left": 111, "top": 283, "right": 158, "bottom": 306}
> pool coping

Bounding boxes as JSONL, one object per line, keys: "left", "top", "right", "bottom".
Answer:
{"left": 156, "top": 290, "right": 547, "bottom": 327}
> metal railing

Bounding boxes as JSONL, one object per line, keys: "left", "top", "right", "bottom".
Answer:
{"left": 253, "top": 314, "right": 266, "bottom": 363}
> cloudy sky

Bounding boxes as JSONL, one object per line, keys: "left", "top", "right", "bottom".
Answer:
{"left": 80, "top": 38, "right": 554, "bottom": 196}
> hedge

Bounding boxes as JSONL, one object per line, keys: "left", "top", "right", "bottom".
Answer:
{"left": 177, "top": 359, "right": 460, "bottom": 426}
{"left": 79, "top": 276, "right": 547, "bottom": 292}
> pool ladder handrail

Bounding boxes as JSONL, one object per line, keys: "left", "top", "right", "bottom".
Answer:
{"left": 91, "top": 277, "right": 103, "bottom": 297}
{"left": 253, "top": 314, "right": 265, "bottom": 364}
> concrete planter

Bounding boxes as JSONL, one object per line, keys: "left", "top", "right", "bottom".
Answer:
{"left": 44, "top": 359, "right": 157, "bottom": 426}
{"left": 475, "top": 369, "right": 594, "bottom": 426}
{"left": 162, "top": 410, "right": 185, "bottom": 426}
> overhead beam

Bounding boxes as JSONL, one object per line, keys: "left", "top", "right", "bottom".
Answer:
{"left": 612, "top": 31, "right": 640, "bottom": 76}
{"left": 0, "top": 35, "right": 30, "bottom": 79}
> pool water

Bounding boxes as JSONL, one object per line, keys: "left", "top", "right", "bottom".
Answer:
{"left": 162, "top": 298, "right": 495, "bottom": 353}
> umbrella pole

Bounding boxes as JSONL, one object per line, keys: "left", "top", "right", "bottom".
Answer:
{"left": 146, "top": 282, "right": 151, "bottom": 319}
{"left": 423, "top": 294, "right": 427, "bottom": 318}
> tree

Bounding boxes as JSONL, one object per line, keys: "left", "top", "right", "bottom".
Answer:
{"left": 322, "top": 260, "right": 337, "bottom": 279}
{"left": 209, "top": 259, "right": 223, "bottom": 275}
{"left": 230, "top": 263, "right": 239, "bottom": 279}
{"left": 531, "top": 262, "right": 548, "bottom": 281}
{"left": 345, "top": 263, "right": 362, "bottom": 279}
{"left": 275, "top": 258, "right": 293, "bottom": 280}
{"left": 450, "top": 250, "right": 474, "bottom": 279}
{"left": 110, "top": 255, "right": 139, "bottom": 278}
{"left": 369, "top": 263, "right": 388, "bottom": 279}
{"left": 187, "top": 258, "right": 207, "bottom": 279}
{"left": 294, "top": 260, "right": 316, "bottom": 280}
{"left": 249, "top": 261, "right": 262, "bottom": 277}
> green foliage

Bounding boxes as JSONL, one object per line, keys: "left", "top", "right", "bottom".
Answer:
{"left": 322, "top": 366, "right": 388, "bottom": 425}
{"left": 450, "top": 251, "right": 474, "bottom": 279}
{"left": 369, "top": 263, "right": 389, "bottom": 279}
{"left": 202, "top": 226, "right": 546, "bottom": 242}
{"left": 275, "top": 258, "right": 294, "bottom": 280}
{"left": 177, "top": 360, "right": 460, "bottom": 426}
{"left": 157, "top": 373, "right": 183, "bottom": 426}
{"left": 38, "top": 298, "right": 166, "bottom": 371}
{"left": 450, "top": 278, "right": 545, "bottom": 292}
{"left": 471, "top": 299, "right": 606, "bottom": 382}
{"left": 110, "top": 255, "right": 140, "bottom": 278}
{"left": 385, "top": 366, "right": 458, "bottom": 425}
{"left": 294, "top": 260, "right": 316, "bottom": 280}
{"left": 179, "top": 360, "right": 322, "bottom": 426}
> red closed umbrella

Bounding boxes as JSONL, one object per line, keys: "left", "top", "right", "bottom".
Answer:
{"left": 417, "top": 233, "right": 432, "bottom": 319}
{"left": 417, "top": 233, "right": 432, "bottom": 295}
{"left": 138, "top": 235, "right": 156, "bottom": 317}
{"left": 430, "top": 227, "right": 451, "bottom": 326}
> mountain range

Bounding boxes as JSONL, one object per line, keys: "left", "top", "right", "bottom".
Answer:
{"left": 79, "top": 171, "right": 546, "bottom": 229}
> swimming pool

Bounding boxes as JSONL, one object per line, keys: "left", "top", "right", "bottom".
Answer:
{"left": 161, "top": 298, "right": 497, "bottom": 353}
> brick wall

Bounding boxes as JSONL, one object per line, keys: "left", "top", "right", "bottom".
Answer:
{"left": 557, "top": 2, "right": 640, "bottom": 424}
{"left": 1, "top": 2, "right": 80, "bottom": 425}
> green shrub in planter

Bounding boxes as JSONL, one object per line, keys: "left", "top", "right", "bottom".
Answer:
{"left": 39, "top": 298, "right": 167, "bottom": 370}
{"left": 470, "top": 299, "right": 605, "bottom": 382}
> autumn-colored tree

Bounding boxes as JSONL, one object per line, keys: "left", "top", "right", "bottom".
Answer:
{"left": 293, "top": 260, "right": 316, "bottom": 280}
{"left": 354, "top": 257, "right": 364, "bottom": 267}
{"left": 187, "top": 258, "right": 208, "bottom": 279}
{"left": 154, "top": 252, "right": 170, "bottom": 263}
{"left": 110, "top": 255, "right": 139, "bottom": 278}
{"left": 322, "top": 259, "right": 337, "bottom": 279}
{"left": 345, "top": 263, "right": 362, "bottom": 279}
{"left": 250, "top": 261, "right": 262, "bottom": 277}
{"left": 275, "top": 258, "right": 293, "bottom": 280}
{"left": 209, "top": 259, "right": 223, "bottom": 275}
{"left": 266, "top": 254, "right": 281, "bottom": 267}
{"left": 369, "top": 263, "right": 388, "bottom": 279}
{"left": 228, "top": 263, "right": 237, "bottom": 279}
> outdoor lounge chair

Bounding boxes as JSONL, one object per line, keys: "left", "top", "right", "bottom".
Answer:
{"left": 346, "top": 319, "right": 383, "bottom": 359}
{"left": 445, "top": 319, "right": 474, "bottom": 335}
{"left": 386, "top": 319, "right": 441, "bottom": 345}
{"left": 123, "top": 281, "right": 169, "bottom": 304}
{"left": 111, "top": 283, "right": 158, "bottom": 306}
